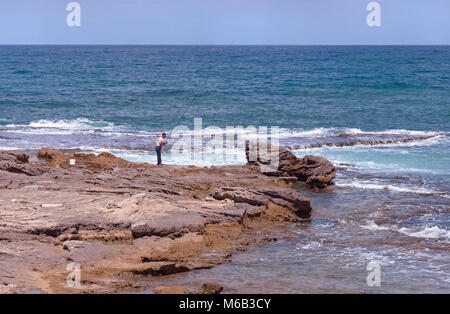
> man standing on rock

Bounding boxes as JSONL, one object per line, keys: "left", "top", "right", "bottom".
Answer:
{"left": 155, "top": 133, "right": 168, "bottom": 165}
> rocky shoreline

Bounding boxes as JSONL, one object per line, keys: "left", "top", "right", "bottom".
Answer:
{"left": 0, "top": 145, "right": 335, "bottom": 294}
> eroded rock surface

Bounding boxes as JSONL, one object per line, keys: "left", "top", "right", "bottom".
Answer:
{"left": 245, "top": 141, "right": 336, "bottom": 188}
{"left": 0, "top": 147, "right": 323, "bottom": 294}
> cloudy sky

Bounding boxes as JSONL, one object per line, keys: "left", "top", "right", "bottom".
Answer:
{"left": 0, "top": 0, "right": 449, "bottom": 44}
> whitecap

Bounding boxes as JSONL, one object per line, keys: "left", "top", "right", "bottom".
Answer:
{"left": 336, "top": 181, "right": 437, "bottom": 195}
{"left": 361, "top": 220, "right": 392, "bottom": 231}
{"left": 361, "top": 221, "right": 450, "bottom": 242}
{"left": 398, "top": 226, "right": 450, "bottom": 241}
{"left": 283, "top": 127, "right": 443, "bottom": 139}
{"left": 6, "top": 118, "right": 121, "bottom": 132}
{"left": 296, "top": 241, "right": 322, "bottom": 250}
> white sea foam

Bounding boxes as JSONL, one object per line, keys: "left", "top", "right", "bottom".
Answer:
{"left": 114, "top": 126, "right": 421, "bottom": 139}
{"left": 279, "top": 127, "right": 337, "bottom": 138}
{"left": 337, "top": 246, "right": 395, "bottom": 268}
{"left": 334, "top": 160, "right": 450, "bottom": 176}
{"left": 338, "top": 177, "right": 450, "bottom": 199}
{"left": 0, "top": 146, "right": 24, "bottom": 151}
{"left": 3, "top": 120, "right": 447, "bottom": 148}
{"left": 341, "top": 128, "right": 441, "bottom": 137}
{"left": 166, "top": 126, "right": 330, "bottom": 138}
{"left": 29, "top": 118, "right": 98, "bottom": 129}
{"left": 279, "top": 127, "right": 443, "bottom": 139}
{"left": 296, "top": 241, "right": 323, "bottom": 250}
{"left": 398, "top": 226, "right": 450, "bottom": 241}
{"left": 3, "top": 129, "right": 80, "bottom": 135}
{"left": 293, "top": 135, "right": 446, "bottom": 152}
{"left": 362, "top": 221, "right": 450, "bottom": 242}
{"left": 6, "top": 118, "right": 120, "bottom": 132}
{"left": 4, "top": 120, "right": 446, "bottom": 138}
{"left": 361, "top": 220, "right": 392, "bottom": 231}
{"left": 337, "top": 181, "right": 437, "bottom": 195}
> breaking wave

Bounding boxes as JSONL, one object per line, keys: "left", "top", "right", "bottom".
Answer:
{"left": 336, "top": 180, "right": 444, "bottom": 196}
{"left": 362, "top": 221, "right": 450, "bottom": 242}
{"left": 5, "top": 118, "right": 122, "bottom": 134}
{"left": 278, "top": 127, "right": 442, "bottom": 139}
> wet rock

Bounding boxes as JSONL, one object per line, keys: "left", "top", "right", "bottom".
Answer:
{"left": 132, "top": 263, "right": 190, "bottom": 276}
{"left": 153, "top": 283, "right": 223, "bottom": 294}
{"left": 153, "top": 285, "right": 191, "bottom": 294}
{"left": 292, "top": 155, "right": 336, "bottom": 188}
{"left": 193, "top": 283, "right": 223, "bottom": 294}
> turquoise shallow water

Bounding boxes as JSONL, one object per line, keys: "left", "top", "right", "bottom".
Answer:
{"left": 0, "top": 45, "right": 449, "bottom": 293}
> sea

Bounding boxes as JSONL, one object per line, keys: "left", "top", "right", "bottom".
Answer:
{"left": 0, "top": 45, "right": 449, "bottom": 293}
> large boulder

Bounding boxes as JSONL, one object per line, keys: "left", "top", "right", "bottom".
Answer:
{"left": 245, "top": 141, "right": 335, "bottom": 188}
{"left": 289, "top": 155, "right": 336, "bottom": 188}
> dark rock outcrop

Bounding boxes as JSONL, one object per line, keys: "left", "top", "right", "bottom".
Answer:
{"left": 0, "top": 151, "right": 29, "bottom": 164}
{"left": 290, "top": 155, "right": 336, "bottom": 188}
{"left": 0, "top": 151, "right": 45, "bottom": 176}
{"left": 245, "top": 141, "right": 336, "bottom": 188}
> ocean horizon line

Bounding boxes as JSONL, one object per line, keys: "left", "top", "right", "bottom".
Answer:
{"left": 1, "top": 43, "right": 449, "bottom": 47}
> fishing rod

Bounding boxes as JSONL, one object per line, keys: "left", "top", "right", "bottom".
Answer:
{"left": 166, "top": 92, "right": 199, "bottom": 139}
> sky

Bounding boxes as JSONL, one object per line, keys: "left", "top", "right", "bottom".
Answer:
{"left": 0, "top": 0, "right": 449, "bottom": 45}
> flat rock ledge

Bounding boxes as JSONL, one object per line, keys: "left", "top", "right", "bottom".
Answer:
{"left": 0, "top": 147, "right": 333, "bottom": 294}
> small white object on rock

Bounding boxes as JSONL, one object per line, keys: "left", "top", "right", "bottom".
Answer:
{"left": 41, "top": 204, "right": 63, "bottom": 208}
{"left": 69, "top": 159, "right": 76, "bottom": 166}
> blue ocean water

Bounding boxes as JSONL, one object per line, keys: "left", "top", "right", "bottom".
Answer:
{"left": 0, "top": 45, "right": 449, "bottom": 293}
{"left": 1, "top": 45, "right": 449, "bottom": 131}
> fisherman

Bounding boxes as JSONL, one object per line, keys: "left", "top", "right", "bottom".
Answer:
{"left": 155, "top": 133, "right": 168, "bottom": 165}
